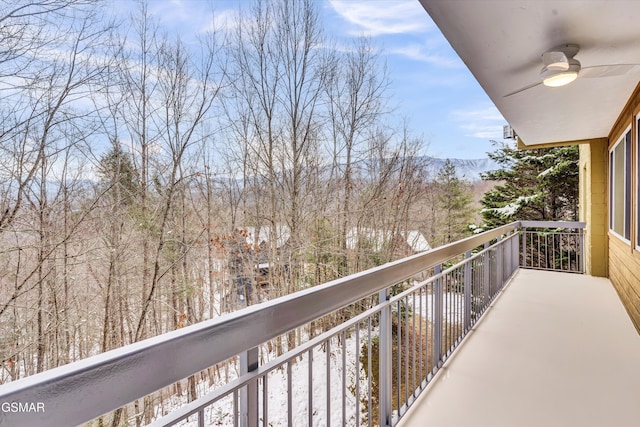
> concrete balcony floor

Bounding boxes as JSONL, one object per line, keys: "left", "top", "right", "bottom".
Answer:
{"left": 400, "top": 269, "right": 640, "bottom": 427}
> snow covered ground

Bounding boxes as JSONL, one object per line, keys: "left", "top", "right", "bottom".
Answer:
{"left": 151, "top": 290, "right": 466, "bottom": 426}
{"left": 158, "top": 329, "right": 373, "bottom": 426}
{"left": 408, "top": 292, "right": 465, "bottom": 322}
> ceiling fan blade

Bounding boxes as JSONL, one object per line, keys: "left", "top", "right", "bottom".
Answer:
{"left": 503, "top": 81, "right": 543, "bottom": 98}
{"left": 580, "top": 64, "right": 640, "bottom": 78}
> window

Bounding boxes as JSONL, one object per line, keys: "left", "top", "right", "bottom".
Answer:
{"left": 610, "top": 128, "right": 631, "bottom": 241}
{"left": 637, "top": 116, "right": 640, "bottom": 249}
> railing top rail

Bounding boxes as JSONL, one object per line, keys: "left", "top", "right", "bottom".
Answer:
{"left": 520, "top": 220, "right": 585, "bottom": 229}
{"left": 0, "top": 221, "right": 522, "bottom": 427}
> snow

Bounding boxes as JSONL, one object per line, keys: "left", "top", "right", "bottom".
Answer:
{"left": 161, "top": 331, "right": 371, "bottom": 426}
{"left": 488, "top": 203, "right": 519, "bottom": 217}
{"left": 409, "top": 292, "right": 465, "bottom": 321}
{"left": 153, "top": 292, "right": 465, "bottom": 427}
{"left": 468, "top": 224, "right": 484, "bottom": 234}
{"left": 538, "top": 166, "right": 555, "bottom": 178}
{"left": 242, "top": 225, "right": 291, "bottom": 248}
{"left": 405, "top": 230, "right": 431, "bottom": 252}
{"left": 346, "top": 228, "right": 431, "bottom": 252}
{"left": 481, "top": 194, "right": 540, "bottom": 217}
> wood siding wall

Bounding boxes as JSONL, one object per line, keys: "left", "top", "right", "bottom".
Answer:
{"left": 608, "top": 81, "right": 640, "bottom": 334}
{"left": 609, "top": 236, "right": 640, "bottom": 332}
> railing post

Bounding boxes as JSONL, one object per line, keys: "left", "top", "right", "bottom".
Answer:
{"left": 433, "top": 264, "right": 443, "bottom": 369}
{"left": 464, "top": 251, "right": 472, "bottom": 331}
{"left": 521, "top": 227, "right": 527, "bottom": 268}
{"left": 504, "top": 232, "right": 511, "bottom": 279}
{"left": 379, "top": 288, "right": 392, "bottom": 427}
{"left": 240, "top": 347, "right": 259, "bottom": 427}
{"left": 507, "top": 230, "right": 517, "bottom": 276}
{"left": 483, "top": 243, "right": 490, "bottom": 306}
{"left": 512, "top": 229, "right": 519, "bottom": 275}
{"left": 579, "top": 227, "right": 585, "bottom": 273}
{"left": 496, "top": 235, "right": 503, "bottom": 289}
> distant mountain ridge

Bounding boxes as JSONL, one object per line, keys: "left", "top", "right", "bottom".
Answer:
{"left": 424, "top": 156, "right": 498, "bottom": 181}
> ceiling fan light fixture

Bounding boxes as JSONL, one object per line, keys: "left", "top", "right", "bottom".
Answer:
{"left": 542, "top": 70, "right": 578, "bottom": 87}
{"left": 541, "top": 59, "right": 581, "bottom": 87}
{"left": 546, "top": 61, "right": 570, "bottom": 70}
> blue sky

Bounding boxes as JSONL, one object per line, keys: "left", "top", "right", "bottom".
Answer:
{"left": 115, "top": 0, "right": 507, "bottom": 159}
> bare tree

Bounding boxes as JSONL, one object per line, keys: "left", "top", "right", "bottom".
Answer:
{"left": 325, "top": 36, "right": 389, "bottom": 276}
{"left": 226, "top": 0, "right": 284, "bottom": 308}
{"left": 0, "top": 0, "right": 113, "bottom": 378}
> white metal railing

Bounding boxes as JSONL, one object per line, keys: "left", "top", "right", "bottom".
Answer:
{"left": 520, "top": 221, "right": 584, "bottom": 273}
{"left": 0, "top": 221, "right": 584, "bottom": 427}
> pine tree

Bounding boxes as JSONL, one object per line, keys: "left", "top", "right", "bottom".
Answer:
{"left": 435, "top": 159, "right": 473, "bottom": 244}
{"left": 480, "top": 141, "right": 579, "bottom": 228}
{"left": 97, "top": 144, "right": 140, "bottom": 206}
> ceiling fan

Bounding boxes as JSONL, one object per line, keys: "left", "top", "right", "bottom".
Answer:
{"left": 504, "top": 44, "right": 640, "bottom": 97}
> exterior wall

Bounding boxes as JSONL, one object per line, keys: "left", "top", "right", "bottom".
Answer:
{"left": 579, "top": 141, "right": 608, "bottom": 277}
{"left": 607, "top": 82, "right": 640, "bottom": 334}
{"left": 609, "top": 236, "right": 640, "bottom": 332}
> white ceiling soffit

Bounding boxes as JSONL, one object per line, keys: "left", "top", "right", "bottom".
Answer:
{"left": 420, "top": 0, "right": 640, "bottom": 146}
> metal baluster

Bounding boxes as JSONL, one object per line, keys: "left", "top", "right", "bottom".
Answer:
{"left": 412, "top": 291, "right": 416, "bottom": 394}
{"left": 308, "top": 349, "right": 312, "bottom": 427}
{"left": 326, "top": 339, "right": 331, "bottom": 427}
{"left": 553, "top": 232, "right": 557, "bottom": 271}
{"left": 379, "top": 287, "right": 393, "bottom": 427}
{"left": 448, "top": 273, "right": 450, "bottom": 349}
{"left": 287, "top": 360, "right": 292, "bottom": 426}
{"left": 419, "top": 286, "right": 424, "bottom": 385}
{"left": 368, "top": 317, "right": 373, "bottom": 427}
{"left": 404, "top": 296, "right": 409, "bottom": 406}
{"left": 537, "top": 232, "right": 541, "bottom": 269}
{"left": 342, "top": 330, "right": 347, "bottom": 426}
{"left": 396, "top": 300, "right": 401, "bottom": 414}
{"left": 355, "top": 324, "right": 360, "bottom": 427}
{"left": 263, "top": 374, "right": 268, "bottom": 427}
{"left": 508, "top": 231, "right": 512, "bottom": 274}
{"left": 483, "top": 244, "right": 490, "bottom": 308}
{"left": 514, "top": 230, "right": 520, "bottom": 275}
{"left": 523, "top": 230, "right": 527, "bottom": 268}
{"left": 240, "top": 347, "right": 258, "bottom": 427}
{"left": 233, "top": 390, "right": 239, "bottom": 427}
{"left": 579, "top": 227, "right": 585, "bottom": 273}
{"left": 497, "top": 235, "right": 503, "bottom": 290}
{"left": 433, "top": 265, "right": 443, "bottom": 371}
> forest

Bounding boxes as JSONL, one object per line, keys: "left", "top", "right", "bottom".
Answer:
{"left": 0, "top": 0, "right": 481, "bottom": 386}
{"left": 0, "top": 1, "right": 584, "bottom": 425}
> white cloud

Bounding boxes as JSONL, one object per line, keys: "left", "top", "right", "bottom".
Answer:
{"left": 451, "top": 106, "right": 505, "bottom": 139}
{"left": 144, "top": 0, "right": 239, "bottom": 37}
{"left": 390, "top": 43, "right": 463, "bottom": 68}
{"left": 328, "top": 0, "right": 432, "bottom": 36}
{"left": 203, "top": 8, "right": 240, "bottom": 35}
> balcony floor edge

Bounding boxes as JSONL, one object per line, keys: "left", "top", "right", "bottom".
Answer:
{"left": 399, "top": 269, "right": 640, "bottom": 427}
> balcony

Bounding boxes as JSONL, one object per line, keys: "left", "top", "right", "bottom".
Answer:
{"left": 399, "top": 269, "right": 640, "bottom": 427}
{"left": 1, "top": 221, "right": 638, "bottom": 427}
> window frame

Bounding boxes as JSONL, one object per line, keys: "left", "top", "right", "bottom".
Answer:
{"left": 609, "top": 126, "right": 632, "bottom": 242}
{"left": 637, "top": 116, "right": 640, "bottom": 250}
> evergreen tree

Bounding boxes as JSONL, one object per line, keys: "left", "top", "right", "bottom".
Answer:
{"left": 435, "top": 159, "right": 473, "bottom": 244}
{"left": 480, "top": 141, "right": 579, "bottom": 228}
{"left": 97, "top": 144, "right": 140, "bottom": 206}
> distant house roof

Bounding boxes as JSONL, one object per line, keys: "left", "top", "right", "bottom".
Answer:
{"left": 242, "top": 225, "right": 290, "bottom": 249}
{"left": 405, "top": 230, "right": 431, "bottom": 252}
{"left": 346, "top": 228, "right": 431, "bottom": 253}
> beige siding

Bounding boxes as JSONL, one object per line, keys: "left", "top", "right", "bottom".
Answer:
{"left": 579, "top": 141, "right": 608, "bottom": 277}
{"left": 606, "top": 81, "right": 640, "bottom": 335}
{"left": 609, "top": 235, "right": 640, "bottom": 333}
